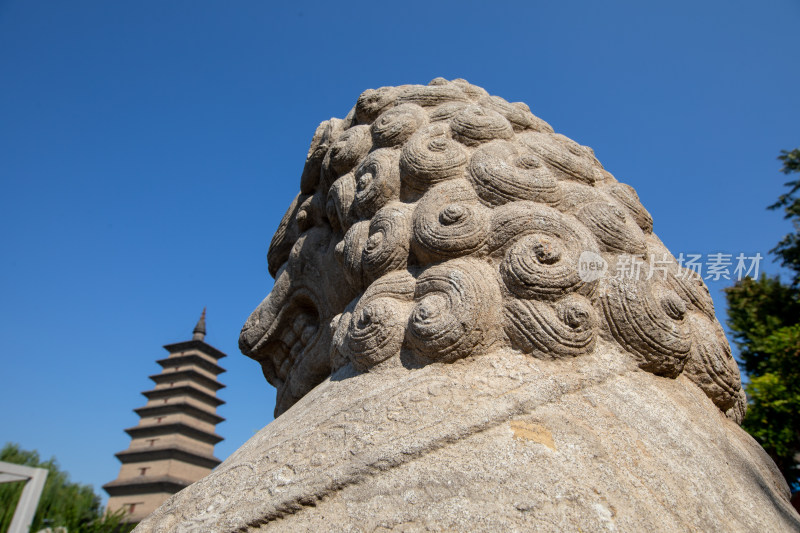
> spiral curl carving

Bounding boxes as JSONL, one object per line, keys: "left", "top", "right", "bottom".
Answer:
{"left": 300, "top": 119, "right": 345, "bottom": 194}
{"left": 489, "top": 202, "right": 600, "bottom": 299}
{"left": 667, "top": 269, "right": 716, "bottom": 320}
{"left": 355, "top": 86, "right": 398, "bottom": 124}
{"left": 606, "top": 182, "right": 654, "bottom": 234}
{"left": 371, "top": 103, "right": 429, "bottom": 148}
{"left": 396, "top": 84, "right": 470, "bottom": 107}
{"left": 553, "top": 181, "right": 603, "bottom": 214}
{"left": 450, "top": 105, "right": 514, "bottom": 146}
{"left": 504, "top": 295, "right": 598, "bottom": 357}
{"left": 400, "top": 124, "right": 468, "bottom": 193}
{"left": 727, "top": 390, "right": 747, "bottom": 425}
{"left": 411, "top": 181, "right": 491, "bottom": 263}
{"left": 321, "top": 125, "right": 373, "bottom": 191}
{"left": 468, "top": 140, "right": 559, "bottom": 206}
{"left": 336, "top": 220, "right": 371, "bottom": 292}
{"left": 598, "top": 278, "right": 692, "bottom": 378}
{"left": 362, "top": 202, "right": 413, "bottom": 283}
{"left": 295, "top": 192, "right": 326, "bottom": 232}
{"left": 327, "top": 173, "right": 357, "bottom": 234}
{"left": 429, "top": 102, "right": 469, "bottom": 123}
{"left": 267, "top": 193, "right": 305, "bottom": 277}
{"left": 406, "top": 259, "right": 501, "bottom": 362}
{"left": 576, "top": 201, "right": 648, "bottom": 256}
{"left": 519, "top": 132, "right": 601, "bottom": 185}
{"left": 500, "top": 233, "right": 595, "bottom": 301}
{"left": 354, "top": 149, "right": 402, "bottom": 219}
{"left": 682, "top": 313, "right": 742, "bottom": 412}
{"left": 478, "top": 95, "right": 554, "bottom": 133}
{"left": 449, "top": 78, "right": 490, "bottom": 100}
{"left": 338, "top": 271, "right": 416, "bottom": 372}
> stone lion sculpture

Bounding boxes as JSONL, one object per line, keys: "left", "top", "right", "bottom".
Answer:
{"left": 136, "top": 79, "right": 799, "bottom": 532}
{"left": 237, "top": 77, "right": 745, "bottom": 420}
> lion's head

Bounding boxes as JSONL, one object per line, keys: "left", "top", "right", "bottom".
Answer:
{"left": 239, "top": 78, "right": 744, "bottom": 419}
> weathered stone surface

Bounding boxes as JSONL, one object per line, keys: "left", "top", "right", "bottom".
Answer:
{"left": 136, "top": 79, "right": 799, "bottom": 531}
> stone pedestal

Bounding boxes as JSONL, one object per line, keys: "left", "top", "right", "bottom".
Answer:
{"left": 136, "top": 348, "right": 799, "bottom": 532}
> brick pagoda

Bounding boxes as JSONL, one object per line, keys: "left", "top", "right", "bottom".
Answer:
{"left": 103, "top": 310, "right": 226, "bottom": 524}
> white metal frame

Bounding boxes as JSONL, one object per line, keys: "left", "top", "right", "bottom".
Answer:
{"left": 0, "top": 461, "right": 48, "bottom": 533}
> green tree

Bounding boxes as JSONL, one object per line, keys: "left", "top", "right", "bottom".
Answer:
{"left": 769, "top": 148, "right": 800, "bottom": 285}
{"left": 726, "top": 148, "right": 800, "bottom": 488}
{"left": 0, "top": 443, "right": 128, "bottom": 533}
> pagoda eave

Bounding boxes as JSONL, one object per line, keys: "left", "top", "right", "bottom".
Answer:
{"left": 141, "top": 385, "right": 225, "bottom": 407}
{"left": 163, "top": 340, "right": 227, "bottom": 360}
{"left": 114, "top": 446, "right": 221, "bottom": 469}
{"left": 125, "top": 422, "right": 224, "bottom": 445}
{"left": 134, "top": 402, "right": 225, "bottom": 425}
{"left": 148, "top": 370, "right": 225, "bottom": 391}
{"left": 156, "top": 354, "right": 226, "bottom": 375}
{"left": 103, "top": 475, "right": 191, "bottom": 497}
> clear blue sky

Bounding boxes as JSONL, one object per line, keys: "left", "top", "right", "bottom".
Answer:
{"left": 1, "top": 0, "right": 798, "bottom": 502}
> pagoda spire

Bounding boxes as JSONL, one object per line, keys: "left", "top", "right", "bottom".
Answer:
{"left": 193, "top": 308, "right": 206, "bottom": 341}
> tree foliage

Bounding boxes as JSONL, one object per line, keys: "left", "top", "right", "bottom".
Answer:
{"left": 726, "top": 275, "right": 800, "bottom": 376}
{"left": 0, "top": 443, "right": 128, "bottom": 533}
{"left": 768, "top": 148, "right": 800, "bottom": 286}
{"left": 726, "top": 148, "right": 800, "bottom": 488}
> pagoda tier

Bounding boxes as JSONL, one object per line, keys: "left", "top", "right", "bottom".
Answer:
{"left": 104, "top": 310, "right": 226, "bottom": 524}
{"left": 149, "top": 368, "right": 224, "bottom": 391}
{"left": 114, "top": 446, "right": 220, "bottom": 469}
{"left": 134, "top": 402, "right": 225, "bottom": 425}
{"left": 156, "top": 353, "right": 224, "bottom": 375}
{"left": 140, "top": 384, "right": 224, "bottom": 407}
